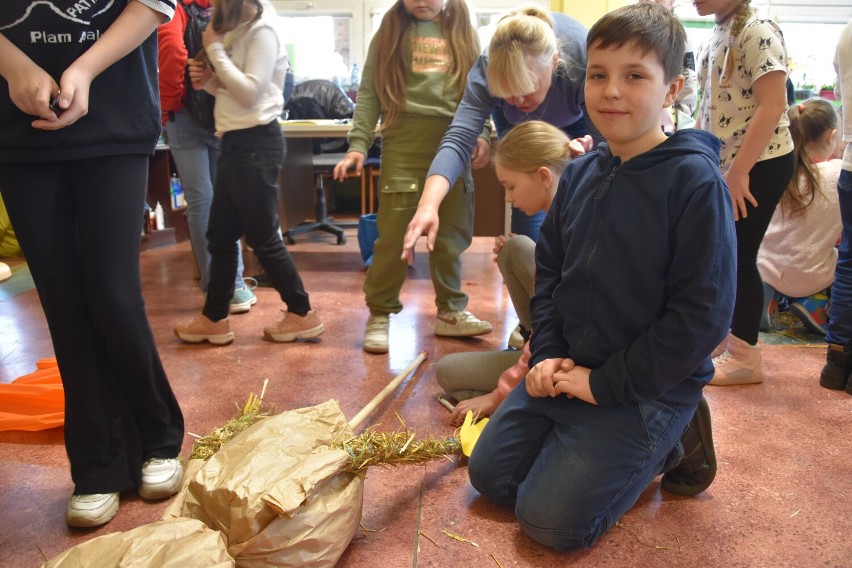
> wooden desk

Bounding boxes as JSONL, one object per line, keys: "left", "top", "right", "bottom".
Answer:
{"left": 277, "top": 120, "right": 505, "bottom": 236}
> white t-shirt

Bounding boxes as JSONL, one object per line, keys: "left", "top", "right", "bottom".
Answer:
{"left": 697, "top": 14, "right": 794, "bottom": 171}
{"left": 203, "top": 1, "right": 288, "bottom": 135}
{"left": 757, "top": 160, "right": 842, "bottom": 298}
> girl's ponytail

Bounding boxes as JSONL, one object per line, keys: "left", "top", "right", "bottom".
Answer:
{"left": 781, "top": 98, "right": 838, "bottom": 218}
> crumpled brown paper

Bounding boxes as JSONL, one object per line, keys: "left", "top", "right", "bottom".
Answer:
{"left": 164, "top": 399, "right": 364, "bottom": 567}
{"left": 41, "top": 518, "right": 233, "bottom": 567}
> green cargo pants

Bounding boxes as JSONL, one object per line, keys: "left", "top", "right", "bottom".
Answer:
{"left": 364, "top": 115, "right": 474, "bottom": 315}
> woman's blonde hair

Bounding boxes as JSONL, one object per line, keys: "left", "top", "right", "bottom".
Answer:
{"left": 372, "top": 0, "right": 480, "bottom": 130}
{"left": 486, "top": 6, "right": 574, "bottom": 99}
{"left": 492, "top": 121, "right": 572, "bottom": 176}
{"left": 782, "top": 98, "right": 838, "bottom": 217}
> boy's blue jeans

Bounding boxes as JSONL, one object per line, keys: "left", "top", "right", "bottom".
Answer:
{"left": 468, "top": 385, "right": 695, "bottom": 551}
{"left": 827, "top": 169, "right": 852, "bottom": 347}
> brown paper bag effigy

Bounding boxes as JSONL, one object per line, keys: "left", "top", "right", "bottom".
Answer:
{"left": 42, "top": 518, "right": 233, "bottom": 567}
{"left": 164, "top": 399, "right": 363, "bottom": 567}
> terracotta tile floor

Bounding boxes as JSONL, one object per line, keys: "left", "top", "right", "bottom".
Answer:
{"left": 0, "top": 230, "right": 850, "bottom": 567}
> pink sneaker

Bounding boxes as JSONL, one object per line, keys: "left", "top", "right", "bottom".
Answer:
{"left": 174, "top": 315, "right": 234, "bottom": 345}
{"left": 263, "top": 310, "right": 324, "bottom": 342}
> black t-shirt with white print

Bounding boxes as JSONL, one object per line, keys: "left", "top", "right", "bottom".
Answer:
{"left": 0, "top": 1, "right": 172, "bottom": 162}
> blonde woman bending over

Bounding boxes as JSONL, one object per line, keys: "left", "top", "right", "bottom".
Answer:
{"left": 403, "top": 5, "right": 592, "bottom": 262}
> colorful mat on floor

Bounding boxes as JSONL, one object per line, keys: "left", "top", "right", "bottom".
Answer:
{"left": 760, "top": 312, "right": 826, "bottom": 346}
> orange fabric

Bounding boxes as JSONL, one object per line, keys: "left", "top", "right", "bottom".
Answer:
{"left": 0, "top": 358, "right": 64, "bottom": 431}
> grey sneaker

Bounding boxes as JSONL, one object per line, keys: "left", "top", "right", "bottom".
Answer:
{"left": 435, "top": 310, "right": 493, "bottom": 337}
{"left": 364, "top": 314, "right": 389, "bottom": 354}
{"left": 65, "top": 493, "right": 119, "bottom": 528}
{"left": 229, "top": 279, "right": 258, "bottom": 314}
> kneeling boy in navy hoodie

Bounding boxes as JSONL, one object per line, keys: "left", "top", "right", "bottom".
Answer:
{"left": 468, "top": 2, "right": 736, "bottom": 551}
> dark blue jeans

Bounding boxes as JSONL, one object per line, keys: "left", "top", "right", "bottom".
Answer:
{"left": 468, "top": 386, "right": 693, "bottom": 551}
{"left": 827, "top": 169, "right": 852, "bottom": 346}
{"left": 0, "top": 156, "right": 184, "bottom": 494}
{"left": 204, "top": 121, "right": 310, "bottom": 321}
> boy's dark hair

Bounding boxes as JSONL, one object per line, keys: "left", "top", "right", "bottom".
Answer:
{"left": 586, "top": 3, "right": 686, "bottom": 82}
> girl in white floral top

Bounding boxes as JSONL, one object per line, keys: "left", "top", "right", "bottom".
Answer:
{"left": 695, "top": 0, "right": 794, "bottom": 386}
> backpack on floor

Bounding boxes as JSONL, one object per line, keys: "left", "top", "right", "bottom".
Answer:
{"left": 180, "top": 1, "right": 217, "bottom": 133}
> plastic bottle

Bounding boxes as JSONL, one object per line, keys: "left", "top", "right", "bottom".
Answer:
{"left": 349, "top": 63, "right": 360, "bottom": 92}
{"left": 170, "top": 174, "right": 186, "bottom": 209}
{"left": 154, "top": 202, "right": 165, "bottom": 230}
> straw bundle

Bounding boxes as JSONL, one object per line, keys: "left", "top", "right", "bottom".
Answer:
{"left": 189, "top": 386, "right": 271, "bottom": 461}
{"left": 336, "top": 428, "right": 461, "bottom": 473}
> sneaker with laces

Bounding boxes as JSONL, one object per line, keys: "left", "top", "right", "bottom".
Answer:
{"left": 229, "top": 278, "right": 258, "bottom": 314}
{"left": 789, "top": 293, "right": 829, "bottom": 335}
{"left": 710, "top": 331, "right": 730, "bottom": 359}
{"left": 263, "top": 310, "right": 324, "bottom": 342}
{"left": 710, "top": 335, "right": 763, "bottom": 385}
{"left": 661, "top": 396, "right": 717, "bottom": 496}
{"left": 65, "top": 493, "right": 119, "bottom": 528}
{"left": 364, "top": 314, "right": 389, "bottom": 354}
{"left": 435, "top": 310, "right": 493, "bottom": 337}
{"left": 174, "top": 314, "right": 234, "bottom": 345}
{"left": 139, "top": 457, "right": 184, "bottom": 500}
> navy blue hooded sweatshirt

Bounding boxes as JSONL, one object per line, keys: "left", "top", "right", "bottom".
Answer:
{"left": 530, "top": 128, "right": 736, "bottom": 408}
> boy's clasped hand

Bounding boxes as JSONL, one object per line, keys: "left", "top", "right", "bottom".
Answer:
{"left": 527, "top": 358, "right": 597, "bottom": 404}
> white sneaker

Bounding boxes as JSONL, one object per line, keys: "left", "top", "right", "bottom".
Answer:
{"left": 139, "top": 458, "right": 184, "bottom": 500}
{"left": 710, "top": 335, "right": 763, "bottom": 386}
{"left": 364, "top": 314, "right": 389, "bottom": 354}
{"left": 508, "top": 323, "right": 525, "bottom": 350}
{"left": 711, "top": 332, "right": 730, "bottom": 359}
{"left": 65, "top": 493, "right": 119, "bottom": 528}
{"left": 435, "top": 310, "right": 493, "bottom": 337}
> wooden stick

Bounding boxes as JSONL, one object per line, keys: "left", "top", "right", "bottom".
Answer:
{"left": 436, "top": 396, "right": 455, "bottom": 412}
{"left": 348, "top": 351, "right": 428, "bottom": 430}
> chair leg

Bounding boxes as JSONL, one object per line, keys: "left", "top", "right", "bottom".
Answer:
{"left": 282, "top": 171, "right": 347, "bottom": 245}
{"left": 360, "top": 170, "right": 367, "bottom": 217}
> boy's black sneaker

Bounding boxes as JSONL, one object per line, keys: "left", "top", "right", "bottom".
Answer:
{"left": 819, "top": 343, "right": 852, "bottom": 390}
{"left": 661, "top": 396, "right": 717, "bottom": 496}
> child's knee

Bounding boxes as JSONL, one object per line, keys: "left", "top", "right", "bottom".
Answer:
{"left": 468, "top": 448, "right": 515, "bottom": 507}
{"left": 497, "top": 235, "right": 534, "bottom": 270}
{"left": 515, "top": 496, "right": 610, "bottom": 551}
{"left": 515, "top": 501, "right": 606, "bottom": 552}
